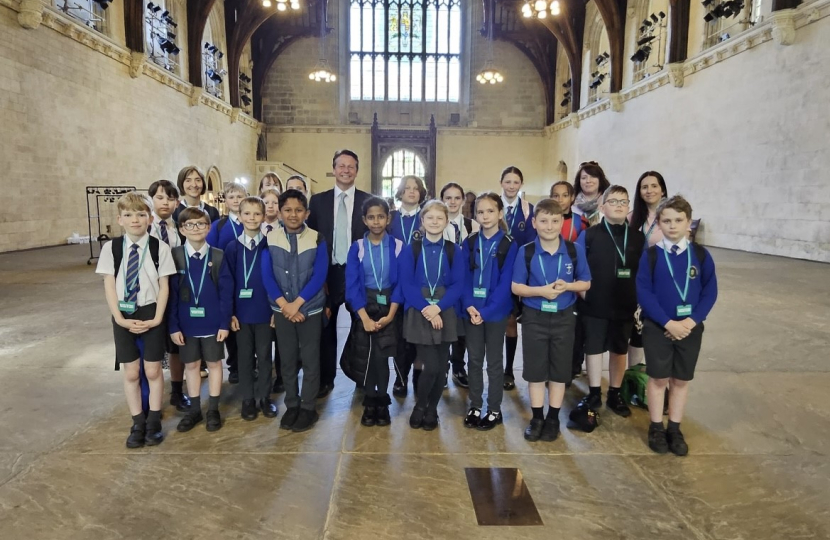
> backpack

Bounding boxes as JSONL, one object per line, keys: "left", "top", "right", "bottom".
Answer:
{"left": 215, "top": 216, "right": 230, "bottom": 235}
{"left": 356, "top": 237, "right": 404, "bottom": 261}
{"left": 646, "top": 243, "right": 707, "bottom": 278}
{"left": 515, "top": 240, "right": 578, "bottom": 320}
{"left": 621, "top": 363, "right": 649, "bottom": 408}
{"left": 170, "top": 246, "right": 224, "bottom": 303}
{"left": 112, "top": 236, "right": 160, "bottom": 277}
{"left": 463, "top": 217, "right": 473, "bottom": 235}
{"left": 411, "top": 238, "right": 455, "bottom": 269}
{"left": 466, "top": 232, "right": 513, "bottom": 273}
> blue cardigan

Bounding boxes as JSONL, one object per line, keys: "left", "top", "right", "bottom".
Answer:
{"left": 397, "top": 238, "right": 465, "bottom": 312}
{"left": 462, "top": 230, "right": 518, "bottom": 321}
{"left": 345, "top": 235, "right": 405, "bottom": 313}
{"left": 219, "top": 236, "right": 272, "bottom": 325}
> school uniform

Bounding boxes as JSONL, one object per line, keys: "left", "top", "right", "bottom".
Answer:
{"left": 261, "top": 224, "right": 329, "bottom": 411}
{"left": 463, "top": 229, "right": 518, "bottom": 412}
{"left": 150, "top": 212, "right": 182, "bottom": 249}
{"left": 443, "top": 213, "right": 479, "bottom": 379}
{"left": 261, "top": 220, "right": 281, "bottom": 236}
{"left": 502, "top": 196, "right": 536, "bottom": 247}
{"left": 636, "top": 237, "right": 718, "bottom": 381}
{"left": 172, "top": 200, "right": 220, "bottom": 240}
{"left": 96, "top": 234, "right": 176, "bottom": 363}
{"left": 388, "top": 206, "right": 420, "bottom": 387}
{"left": 168, "top": 242, "right": 232, "bottom": 364}
{"left": 512, "top": 237, "right": 591, "bottom": 384}
{"left": 344, "top": 234, "right": 405, "bottom": 402}
{"left": 220, "top": 233, "right": 273, "bottom": 402}
{"left": 398, "top": 237, "right": 465, "bottom": 415}
{"left": 576, "top": 221, "right": 646, "bottom": 355}
{"left": 205, "top": 212, "right": 243, "bottom": 250}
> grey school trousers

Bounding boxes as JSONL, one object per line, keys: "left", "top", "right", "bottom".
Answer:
{"left": 464, "top": 318, "right": 507, "bottom": 412}
{"left": 274, "top": 312, "right": 322, "bottom": 411}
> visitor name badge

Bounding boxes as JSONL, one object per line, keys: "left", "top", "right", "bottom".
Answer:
{"left": 676, "top": 304, "right": 692, "bottom": 317}
{"left": 428, "top": 298, "right": 439, "bottom": 305}
{"left": 541, "top": 301, "right": 558, "bottom": 313}
{"left": 473, "top": 288, "right": 487, "bottom": 299}
{"left": 376, "top": 294, "right": 388, "bottom": 306}
{"left": 190, "top": 307, "right": 206, "bottom": 318}
{"left": 239, "top": 289, "right": 253, "bottom": 299}
{"left": 118, "top": 300, "right": 136, "bottom": 314}
{"left": 617, "top": 268, "right": 631, "bottom": 278}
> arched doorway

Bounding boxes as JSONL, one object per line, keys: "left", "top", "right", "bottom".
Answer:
{"left": 205, "top": 166, "right": 222, "bottom": 212}
{"left": 557, "top": 160, "right": 568, "bottom": 182}
{"left": 381, "top": 149, "right": 426, "bottom": 199}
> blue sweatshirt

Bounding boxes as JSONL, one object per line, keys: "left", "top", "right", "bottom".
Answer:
{"left": 389, "top": 209, "right": 420, "bottom": 246}
{"left": 463, "top": 230, "right": 518, "bottom": 321}
{"left": 512, "top": 236, "right": 591, "bottom": 311}
{"left": 206, "top": 215, "right": 243, "bottom": 250}
{"left": 260, "top": 227, "right": 329, "bottom": 317}
{"left": 505, "top": 198, "right": 537, "bottom": 247}
{"left": 219, "top": 234, "right": 272, "bottom": 325}
{"left": 168, "top": 248, "right": 232, "bottom": 336}
{"left": 398, "top": 237, "right": 465, "bottom": 312}
{"left": 345, "top": 234, "right": 405, "bottom": 313}
{"left": 636, "top": 241, "right": 718, "bottom": 327}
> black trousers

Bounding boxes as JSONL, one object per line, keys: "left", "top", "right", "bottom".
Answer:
{"left": 226, "top": 330, "right": 238, "bottom": 372}
{"left": 237, "top": 322, "right": 272, "bottom": 401}
{"left": 364, "top": 336, "right": 394, "bottom": 399}
{"left": 572, "top": 309, "right": 585, "bottom": 377}
{"left": 395, "top": 339, "right": 418, "bottom": 383}
{"left": 275, "top": 313, "right": 322, "bottom": 411}
{"left": 449, "top": 335, "right": 466, "bottom": 373}
{"left": 415, "top": 343, "right": 451, "bottom": 414}
{"left": 321, "top": 264, "right": 347, "bottom": 387}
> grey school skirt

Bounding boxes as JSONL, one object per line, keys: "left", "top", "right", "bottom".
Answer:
{"left": 403, "top": 287, "right": 458, "bottom": 345}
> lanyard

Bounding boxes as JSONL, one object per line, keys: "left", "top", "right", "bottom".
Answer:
{"left": 506, "top": 202, "right": 519, "bottom": 230}
{"left": 121, "top": 238, "right": 149, "bottom": 300}
{"left": 642, "top": 217, "right": 658, "bottom": 242}
{"left": 241, "top": 242, "right": 259, "bottom": 289}
{"left": 604, "top": 219, "right": 629, "bottom": 267}
{"left": 477, "top": 233, "right": 498, "bottom": 287}
{"left": 185, "top": 248, "right": 210, "bottom": 306}
{"left": 536, "top": 250, "right": 563, "bottom": 285}
{"left": 400, "top": 212, "right": 417, "bottom": 245}
{"left": 229, "top": 219, "right": 240, "bottom": 238}
{"left": 664, "top": 245, "right": 691, "bottom": 303}
{"left": 366, "top": 234, "right": 385, "bottom": 290}
{"left": 566, "top": 216, "right": 578, "bottom": 242}
{"left": 422, "top": 242, "right": 444, "bottom": 299}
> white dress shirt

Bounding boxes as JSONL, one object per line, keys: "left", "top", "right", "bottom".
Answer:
{"left": 442, "top": 213, "right": 479, "bottom": 244}
{"left": 333, "top": 184, "right": 356, "bottom": 246}
{"left": 238, "top": 232, "right": 263, "bottom": 249}
{"left": 149, "top": 212, "right": 181, "bottom": 248}
{"left": 659, "top": 236, "right": 689, "bottom": 254}
{"left": 96, "top": 233, "right": 176, "bottom": 306}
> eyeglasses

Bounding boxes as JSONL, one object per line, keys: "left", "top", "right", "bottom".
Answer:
{"left": 605, "top": 199, "right": 630, "bottom": 207}
{"left": 182, "top": 222, "right": 209, "bottom": 230}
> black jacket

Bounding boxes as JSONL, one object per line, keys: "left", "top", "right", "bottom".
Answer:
{"left": 307, "top": 187, "right": 371, "bottom": 264}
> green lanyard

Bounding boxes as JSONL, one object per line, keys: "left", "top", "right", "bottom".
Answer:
{"left": 366, "top": 234, "right": 385, "bottom": 290}
{"left": 184, "top": 248, "right": 210, "bottom": 306}
{"left": 663, "top": 245, "right": 691, "bottom": 303}
{"left": 536, "top": 251, "right": 562, "bottom": 285}
{"left": 121, "top": 237, "right": 149, "bottom": 300}
{"left": 241, "top": 241, "right": 259, "bottom": 289}
{"left": 400, "top": 212, "right": 417, "bottom": 245}
{"left": 422, "top": 242, "right": 444, "bottom": 299}
{"left": 477, "top": 233, "right": 498, "bottom": 287}
{"left": 604, "top": 219, "right": 629, "bottom": 267}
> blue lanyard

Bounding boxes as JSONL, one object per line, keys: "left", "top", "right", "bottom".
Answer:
{"left": 663, "top": 245, "right": 691, "bottom": 303}
{"left": 477, "top": 233, "right": 498, "bottom": 287}
{"left": 121, "top": 237, "right": 149, "bottom": 300}
{"left": 365, "top": 233, "right": 385, "bottom": 291}
{"left": 241, "top": 241, "right": 259, "bottom": 289}
{"left": 536, "top": 251, "right": 563, "bottom": 285}
{"left": 604, "top": 219, "right": 629, "bottom": 266}
{"left": 400, "top": 212, "right": 417, "bottom": 245}
{"left": 185, "top": 248, "right": 210, "bottom": 306}
{"left": 229, "top": 219, "right": 240, "bottom": 238}
{"left": 422, "top": 242, "right": 444, "bottom": 298}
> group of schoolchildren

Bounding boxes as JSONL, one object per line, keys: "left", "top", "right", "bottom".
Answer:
{"left": 98, "top": 157, "right": 718, "bottom": 458}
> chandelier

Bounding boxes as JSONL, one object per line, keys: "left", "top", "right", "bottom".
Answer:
{"left": 308, "top": 59, "right": 337, "bottom": 82}
{"left": 262, "top": 0, "right": 300, "bottom": 10}
{"left": 521, "top": 0, "right": 561, "bottom": 18}
{"left": 476, "top": 1, "right": 504, "bottom": 85}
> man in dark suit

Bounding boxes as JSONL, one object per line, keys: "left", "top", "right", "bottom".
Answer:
{"left": 307, "top": 149, "right": 370, "bottom": 398}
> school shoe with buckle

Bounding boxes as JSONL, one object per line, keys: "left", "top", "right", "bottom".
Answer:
{"left": 291, "top": 409, "right": 319, "bottom": 432}
{"left": 126, "top": 424, "right": 145, "bottom": 449}
{"left": 241, "top": 399, "right": 259, "bottom": 421}
{"left": 280, "top": 407, "right": 300, "bottom": 430}
{"left": 205, "top": 410, "right": 222, "bottom": 432}
{"left": 452, "top": 369, "right": 470, "bottom": 389}
{"left": 169, "top": 391, "right": 191, "bottom": 412}
{"left": 477, "top": 411, "right": 503, "bottom": 431}
{"left": 606, "top": 391, "right": 632, "bottom": 418}
{"left": 464, "top": 407, "right": 482, "bottom": 429}
{"left": 667, "top": 428, "right": 689, "bottom": 456}
{"left": 648, "top": 424, "right": 669, "bottom": 454}
{"left": 524, "top": 418, "right": 544, "bottom": 442}
{"left": 540, "top": 417, "right": 560, "bottom": 442}
{"left": 260, "top": 399, "right": 278, "bottom": 418}
{"left": 176, "top": 410, "right": 203, "bottom": 432}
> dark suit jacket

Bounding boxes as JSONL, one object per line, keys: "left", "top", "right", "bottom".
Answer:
{"left": 307, "top": 187, "right": 371, "bottom": 264}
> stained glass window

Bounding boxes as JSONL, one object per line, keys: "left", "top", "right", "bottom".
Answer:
{"left": 381, "top": 150, "right": 426, "bottom": 199}
{"left": 349, "top": 1, "right": 462, "bottom": 103}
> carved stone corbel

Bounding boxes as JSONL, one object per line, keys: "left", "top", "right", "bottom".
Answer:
{"left": 129, "top": 51, "right": 146, "bottom": 79}
{"left": 609, "top": 93, "right": 623, "bottom": 112}
{"left": 18, "top": 0, "right": 44, "bottom": 29}
{"left": 770, "top": 9, "right": 796, "bottom": 46}
{"left": 668, "top": 63, "right": 685, "bottom": 88}
{"left": 568, "top": 112, "right": 580, "bottom": 129}
{"left": 190, "top": 86, "right": 202, "bottom": 107}
{"left": 231, "top": 108, "right": 241, "bottom": 124}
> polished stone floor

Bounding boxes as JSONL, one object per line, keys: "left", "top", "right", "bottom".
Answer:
{"left": 0, "top": 245, "right": 828, "bottom": 539}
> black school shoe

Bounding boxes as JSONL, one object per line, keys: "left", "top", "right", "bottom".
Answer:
{"left": 176, "top": 410, "right": 204, "bottom": 432}
{"left": 477, "top": 411, "right": 503, "bottom": 431}
{"left": 361, "top": 406, "right": 378, "bottom": 427}
{"left": 260, "top": 399, "right": 278, "bottom": 418}
{"left": 606, "top": 391, "right": 632, "bottom": 418}
{"left": 503, "top": 374, "right": 516, "bottom": 391}
{"left": 241, "top": 399, "right": 259, "bottom": 421}
{"left": 452, "top": 369, "right": 470, "bottom": 388}
{"left": 272, "top": 377, "right": 285, "bottom": 394}
{"left": 392, "top": 377, "right": 407, "bottom": 398}
{"left": 409, "top": 407, "right": 426, "bottom": 429}
{"left": 422, "top": 412, "right": 439, "bottom": 431}
{"left": 578, "top": 393, "right": 602, "bottom": 411}
{"left": 375, "top": 406, "right": 391, "bottom": 427}
{"left": 667, "top": 428, "right": 689, "bottom": 456}
{"left": 464, "top": 407, "right": 482, "bottom": 428}
{"left": 540, "top": 417, "right": 560, "bottom": 442}
{"left": 292, "top": 409, "right": 319, "bottom": 432}
{"left": 280, "top": 407, "right": 300, "bottom": 430}
{"left": 145, "top": 423, "right": 164, "bottom": 446}
{"left": 316, "top": 383, "right": 334, "bottom": 399}
{"left": 169, "top": 391, "right": 191, "bottom": 412}
{"left": 524, "top": 418, "right": 544, "bottom": 441}
{"left": 648, "top": 423, "right": 669, "bottom": 454}
{"left": 126, "top": 424, "right": 146, "bottom": 449}
{"left": 228, "top": 370, "right": 239, "bottom": 384}
{"left": 205, "top": 410, "right": 222, "bottom": 432}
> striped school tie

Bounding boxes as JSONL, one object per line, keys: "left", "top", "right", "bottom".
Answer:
{"left": 266, "top": 224, "right": 273, "bottom": 234}
{"left": 452, "top": 222, "right": 461, "bottom": 244}
{"left": 671, "top": 245, "right": 679, "bottom": 254}
{"left": 125, "top": 243, "right": 140, "bottom": 303}
{"left": 506, "top": 206, "right": 515, "bottom": 226}
{"left": 250, "top": 239, "right": 256, "bottom": 250}
{"left": 159, "top": 220, "right": 169, "bottom": 245}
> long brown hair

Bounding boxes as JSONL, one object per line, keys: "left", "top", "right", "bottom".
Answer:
{"left": 474, "top": 192, "right": 509, "bottom": 232}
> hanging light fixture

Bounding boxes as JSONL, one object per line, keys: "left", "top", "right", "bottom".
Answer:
{"left": 522, "top": 0, "right": 561, "bottom": 19}
{"left": 263, "top": 0, "right": 300, "bottom": 10}
{"left": 476, "top": 0, "right": 504, "bottom": 85}
{"left": 308, "top": 1, "right": 336, "bottom": 83}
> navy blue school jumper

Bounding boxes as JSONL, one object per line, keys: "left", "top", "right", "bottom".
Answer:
{"left": 204, "top": 214, "right": 243, "bottom": 373}
{"left": 636, "top": 239, "right": 718, "bottom": 381}
{"left": 504, "top": 198, "right": 536, "bottom": 247}
{"left": 398, "top": 237, "right": 465, "bottom": 414}
{"left": 344, "top": 234, "right": 405, "bottom": 401}
{"left": 220, "top": 234, "right": 274, "bottom": 401}
{"left": 389, "top": 209, "right": 421, "bottom": 246}
{"left": 463, "top": 229, "right": 518, "bottom": 412}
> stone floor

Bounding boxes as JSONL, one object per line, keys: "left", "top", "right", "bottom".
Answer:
{"left": 0, "top": 245, "right": 828, "bottom": 539}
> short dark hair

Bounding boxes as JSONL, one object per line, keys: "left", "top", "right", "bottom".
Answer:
{"left": 332, "top": 149, "right": 359, "bottom": 171}
{"left": 549, "top": 180, "right": 574, "bottom": 198}
{"left": 278, "top": 189, "right": 308, "bottom": 210}
{"left": 285, "top": 174, "right": 308, "bottom": 192}
{"left": 362, "top": 196, "right": 390, "bottom": 217}
{"left": 176, "top": 166, "right": 206, "bottom": 196}
{"left": 657, "top": 195, "right": 693, "bottom": 221}
{"left": 574, "top": 162, "right": 610, "bottom": 197}
{"left": 440, "top": 182, "right": 465, "bottom": 199}
{"left": 500, "top": 166, "right": 524, "bottom": 184}
{"left": 534, "top": 198, "right": 565, "bottom": 216}
{"left": 149, "top": 179, "right": 179, "bottom": 199}
{"left": 178, "top": 206, "right": 210, "bottom": 226}
{"left": 601, "top": 185, "right": 629, "bottom": 204}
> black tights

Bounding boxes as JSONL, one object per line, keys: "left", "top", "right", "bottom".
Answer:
{"left": 415, "top": 343, "right": 451, "bottom": 414}
{"left": 365, "top": 338, "right": 393, "bottom": 399}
